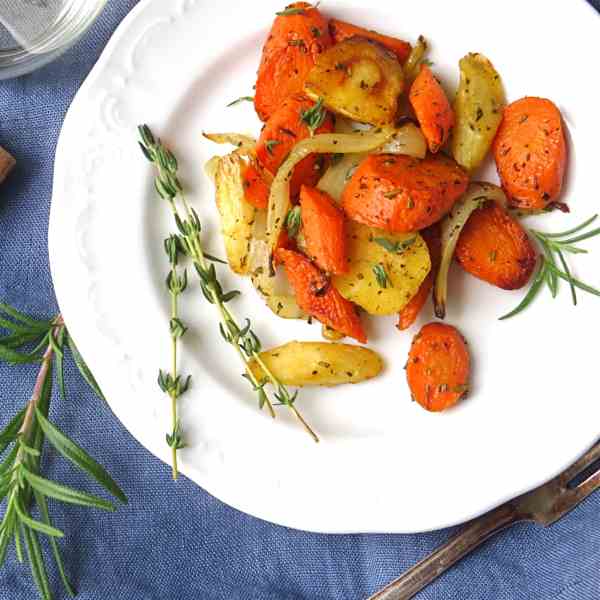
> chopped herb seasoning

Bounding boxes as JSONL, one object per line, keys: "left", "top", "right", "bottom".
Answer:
{"left": 276, "top": 7, "right": 306, "bottom": 16}
{"left": 265, "top": 139, "right": 281, "bottom": 155}
{"left": 311, "top": 26, "right": 322, "bottom": 37}
{"left": 226, "top": 96, "right": 254, "bottom": 107}
{"left": 383, "top": 188, "right": 403, "bottom": 199}
{"left": 300, "top": 97, "right": 327, "bottom": 136}
{"left": 373, "top": 264, "right": 392, "bottom": 288}
{"left": 489, "top": 250, "right": 497, "bottom": 262}
{"left": 285, "top": 205, "right": 302, "bottom": 238}
{"left": 373, "top": 236, "right": 416, "bottom": 254}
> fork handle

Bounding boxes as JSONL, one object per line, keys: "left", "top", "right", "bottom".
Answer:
{"left": 368, "top": 503, "right": 522, "bottom": 600}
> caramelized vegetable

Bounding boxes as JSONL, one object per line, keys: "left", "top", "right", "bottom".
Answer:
{"left": 451, "top": 53, "right": 505, "bottom": 173}
{"left": 242, "top": 163, "right": 271, "bottom": 209}
{"left": 255, "top": 2, "right": 332, "bottom": 122}
{"left": 276, "top": 248, "right": 367, "bottom": 342}
{"left": 256, "top": 94, "right": 333, "bottom": 199}
{"left": 266, "top": 129, "right": 395, "bottom": 255}
{"left": 406, "top": 323, "right": 470, "bottom": 412}
{"left": 333, "top": 221, "right": 431, "bottom": 315}
{"left": 397, "top": 224, "right": 441, "bottom": 330}
{"left": 329, "top": 19, "right": 412, "bottom": 64}
{"left": 299, "top": 186, "right": 348, "bottom": 274}
{"left": 433, "top": 182, "right": 508, "bottom": 319}
{"left": 213, "top": 153, "right": 256, "bottom": 274}
{"left": 249, "top": 341, "right": 383, "bottom": 386}
{"left": 304, "top": 37, "right": 404, "bottom": 126}
{"left": 455, "top": 200, "right": 537, "bottom": 289}
{"left": 409, "top": 64, "right": 454, "bottom": 153}
{"left": 342, "top": 153, "right": 469, "bottom": 233}
{"left": 493, "top": 97, "right": 567, "bottom": 211}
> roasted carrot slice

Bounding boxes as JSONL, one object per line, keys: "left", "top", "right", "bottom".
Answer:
{"left": 455, "top": 200, "right": 537, "bottom": 290}
{"left": 406, "top": 322, "right": 470, "bottom": 412}
{"left": 242, "top": 163, "right": 270, "bottom": 209}
{"left": 276, "top": 248, "right": 367, "bottom": 343}
{"left": 493, "top": 97, "right": 567, "bottom": 211}
{"left": 255, "top": 2, "right": 333, "bottom": 122}
{"left": 397, "top": 224, "right": 441, "bottom": 330}
{"left": 299, "top": 186, "right": 347, "bottom": 274}
{"left": 342, "top": 153, "right": 468, "bottom": 233}
{"left": 256, "top": 93, "right": 333, "bottom": 197}
{"left": 409, "top": 64, "right": 455, "bottom": 153}
{"left": 329, "top": 19, "right": 412, "bottom": 64}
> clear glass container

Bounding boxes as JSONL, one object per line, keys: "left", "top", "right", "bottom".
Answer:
{"left": 0, "top": 0, "right": 108, "bottom": 79}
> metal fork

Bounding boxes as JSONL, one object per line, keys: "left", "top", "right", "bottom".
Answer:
{"left": 369, "top": 441, "right": 600, "bottom": 600}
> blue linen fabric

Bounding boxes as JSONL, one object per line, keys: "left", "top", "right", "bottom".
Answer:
{"left": 1, "top": 1, "right": 600, "bottom": 598}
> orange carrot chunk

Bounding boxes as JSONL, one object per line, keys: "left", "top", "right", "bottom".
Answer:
{"left": 299, "top": 186, "right": 348, "bottom": 274}
{"left": 397, "top": 224, "right": 441, "bottom": 330}
{"left": 406, "top": 322, "right": 470, "bottom": 412}
{"left": 493, "top": 97, "right": 567, "bottom": 211}
{"left": 342, "top": 153, "right": 469, "bottom": 233}
{"left": 276, "top": 248, "right": 367, "bottom": 343}
{"left": 255, "top": 3, "right": 333, "bottom": 122}
{"left": 409, "top": 64, "right": 455, "bottom": 153}
{"left": 455, "top": 201, "right": 537, "bottom": 290}
{"left": 329, "top": 18, "right": 412, "bottom": 64}
{"left": 256, "top": 93, "right": 333, "bottom": 197}
{"left": 242, "top": 164, "right": 270, "bottom": 210}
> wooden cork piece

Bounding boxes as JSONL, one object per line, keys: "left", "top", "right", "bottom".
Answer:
{"left": 0, "top": 145, "right": 16, "bottom": 184}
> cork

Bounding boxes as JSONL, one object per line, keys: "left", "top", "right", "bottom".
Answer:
{"left": 0, "top": 145, "right": 15, "bottom": 184}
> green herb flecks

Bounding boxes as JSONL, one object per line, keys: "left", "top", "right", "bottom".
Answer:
{"left": 0, "top": 308, "right": 126, "bottom": 600}
{"left": 286, "top": 206, "right": 302, "bottom": 239}
{"left": 265, "top": 139, "right": 282, "bottom": 156}
{"left": 373, "top": 264, "right": 392, "bottom": 289}
{"left": 276, "top": 7, "right": 306, "bottom": 16}
{"left": 300, "top": 97, "right": 327, "bottom": 136}
{"left": 226, "top": 96, "right": 254, "bottom": 107}
{"left": 138, "top": 125, "right": 319, "bottom": 443}
{"left": 373, "top": 236, "right": 416, "bottom": 254}
{"left": 500, "top": 215, "right": 600, "bottom": 320}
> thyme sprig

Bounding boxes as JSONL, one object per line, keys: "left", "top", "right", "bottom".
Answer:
{"left": 160, "top": 234, "right": 190, "bottom": 480}
{"left": 500, "top": 215, "right": 600, "bottom": 319}
{"left": 0, "top": 305, "right": 127, "bottom": 600}
{"left": 138, "top": 125, "right": 319, "bottom": 443}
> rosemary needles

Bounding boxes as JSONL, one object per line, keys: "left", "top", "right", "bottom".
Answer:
{"left": 137, "top": 125, "right": 319, "bottom": 444}
{"left": 0, "top": 305, "right": 127, "bottom": 600}
{"left": 500, "top": 215, "right": 600, "bottom": 319}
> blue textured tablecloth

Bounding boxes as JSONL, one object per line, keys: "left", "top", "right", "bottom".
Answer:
{"left": 1, "top": 2, "right": 600, "bottom": 599}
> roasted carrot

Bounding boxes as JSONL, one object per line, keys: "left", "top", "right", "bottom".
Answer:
{"left": 493, "top": 97, "right": 567, "bottom": 211}
{"left": 329, "top": 19, "right": 412, "bottom": 64}
{"left": 397, "top": 224, "right": 441, "bottom": 330}
{"left": 342, "top": 153, "right": 469, "bottom": 233}
{"left": 299, "top": 186, "right": 347, "bottom": 274}
{"left": 409, "top": 64, "right": 455, "bottom": 153}
{"left": 276, "top": 248, "right": 367, "bottom": 343}
{"left": 455, "top": 200, "right": 537, "bottom": 290}
{"left": 255, "top": 2, "right": 333, "bottom": 122}
{"left": 242, "top": 163, "right": 270, "bottom": 209}
{"left": 256, "top": 93, "right": 333, "bottom": 197}
{"left": 406, "top": 322, "right": 470, "bottom": 412}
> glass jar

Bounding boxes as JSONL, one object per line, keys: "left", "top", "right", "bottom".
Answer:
{"left": 0, "top": 0, "right": 108, "bottom": 79}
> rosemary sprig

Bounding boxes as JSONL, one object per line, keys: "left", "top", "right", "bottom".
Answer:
{"left": 373, "top": 236, "right": 416, "bottom": 254}
{"left": 500, "top": 215, "right": 600, "bottom": 319}
{"left": 137, "top": 125, "right": 319, "bottom": 443}
{"left": 160, "top": 235, "right": 190, "bottom": 480}
{"left": 0, "top": 305, "right": 127, "bottom": 600}
{"left": 373, "top": 264, "right": 392, "bottom": 289}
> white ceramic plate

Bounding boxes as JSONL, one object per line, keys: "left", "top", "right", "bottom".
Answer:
{"left": 49, "top": 0, "right": 600, "bottom": 533}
